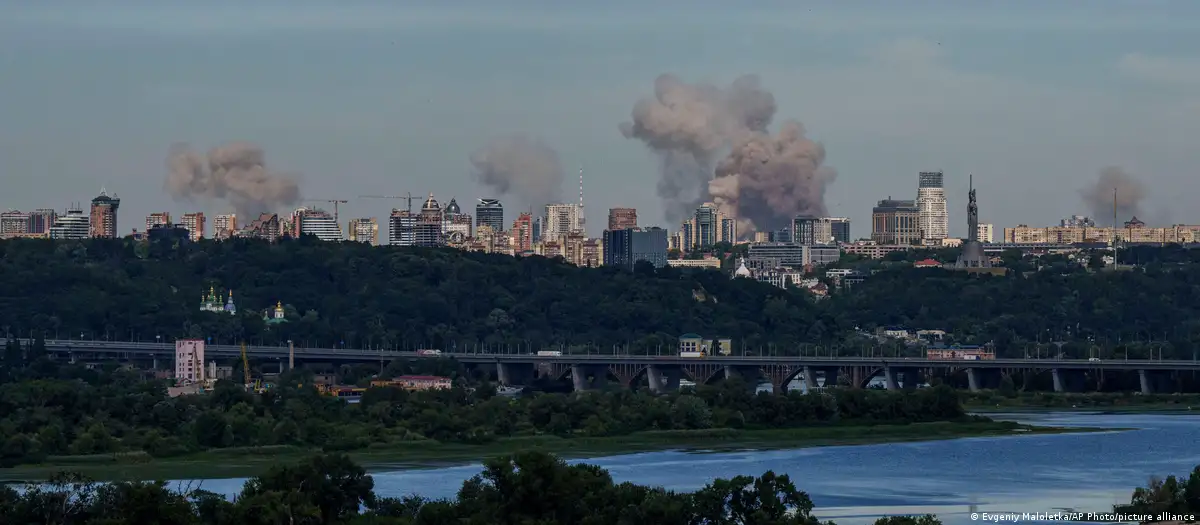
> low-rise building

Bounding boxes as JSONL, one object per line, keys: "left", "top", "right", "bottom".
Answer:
{"left": 372, "top": 375, "right": 452, "bottom": 391}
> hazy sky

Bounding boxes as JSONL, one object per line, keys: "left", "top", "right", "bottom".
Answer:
{"left": 3, "top": 0, "right": 1199, "bottom": 237}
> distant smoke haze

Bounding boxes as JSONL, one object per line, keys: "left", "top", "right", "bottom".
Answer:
{"left": 469, "top": 134, "right": 564, "bottom": 210}
{"left": 619, "top": 74, "right": 835, "bottom": 233}
{"left": 164, "top": 142, "right": 302, "bottom": 219}
{"left": 1079, "top": 166, "right": 1146, "bottom": 222}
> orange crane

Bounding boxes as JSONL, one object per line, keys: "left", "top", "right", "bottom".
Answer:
{"left": 303, "top": 199, "right": 348, "bottom": 222}
{"left": 360, "top": 193, "right": 419, "bottom": 213}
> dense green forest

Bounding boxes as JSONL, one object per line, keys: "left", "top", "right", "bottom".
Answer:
{"left": 0, "top": 451, "right": 949, "bottom": 525}
{"left": 3, "top": 238, "right": 1200, "bottom": 357}
{"left": 0, "top": 356, "right": 967, "bottom": 468}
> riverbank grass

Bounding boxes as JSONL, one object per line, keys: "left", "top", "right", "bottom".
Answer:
{"left": 0, "top": 420, "right": 1096, "bottom": 482}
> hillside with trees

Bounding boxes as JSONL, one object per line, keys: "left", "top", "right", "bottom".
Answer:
{"left": 3, "top": 238, "right": 1200, "bottom": 357}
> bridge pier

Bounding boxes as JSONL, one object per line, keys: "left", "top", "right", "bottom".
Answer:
{"left": 647, "top": 365, "right": 682, "bottom": 394}
{"left": 820, "top": 367, "right": 840, "bottom": 388}
{"left": 1051, "top": 368, "right": 1086, "bottom": 393}
{"left": 1138, "top": 369, "right": 1171, "bottom": 394}
{"left": 497, "top": 362, "right": 535, "bottom": 387}
{"left": 803, "top": 366, "right": 818, "bottom": 392}
{"left": 897, "top": 367, "right": 923, "bottom": 389}
{"left": 571, "top": 364, "right": 609, "bottom": 392}
{"left": 883, "top": 367, "right": 899, "bottom": 390}
{"left": 966, "top": 368, "right": 1001, "bottom": 392}
{"left": 724, "top": 365, "right": 762, "bottom": 392}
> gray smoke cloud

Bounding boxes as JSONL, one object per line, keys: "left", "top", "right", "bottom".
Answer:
{"left": 469, "top": 134, "right": 564, "bottom": 209}
{"left": 620, "top": 74, "right": 835, "bottom": 233}
{"left": 164, "top": 142, "right": 302, "bottom": 219}
{"left": 1079, "top": 166, "right": 1146, "bottom": 221}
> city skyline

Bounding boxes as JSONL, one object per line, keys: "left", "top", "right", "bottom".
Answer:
{"left": 3, "top": 1, "right": 1199, "bottom": 236}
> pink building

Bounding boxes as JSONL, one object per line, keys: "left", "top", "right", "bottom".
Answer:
{"left": 175, "top": 339, "right": 206, "bottom": 382}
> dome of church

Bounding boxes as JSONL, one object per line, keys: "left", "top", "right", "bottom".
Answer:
{"left": 444, "top": 197, "right": 461, "bottom": 215}
{"left": 421, "top": 193, "right": 440, "bottom": 212}
{"left": 733, "top": 257, "right": 752, "bottom": 278}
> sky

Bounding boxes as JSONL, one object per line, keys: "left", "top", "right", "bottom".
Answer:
{"left": 3, "top": 0, "right": 1199, "bottom": 238}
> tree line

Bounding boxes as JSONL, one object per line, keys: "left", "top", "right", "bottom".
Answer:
{"left": 0, "top": 356, "right": 967, "bottom": 468}
{"left": 4, "top": 237, "right": 1200, "bottom": 358}
{"left": 0, "top": 449, "right": 945, "bottom": 525}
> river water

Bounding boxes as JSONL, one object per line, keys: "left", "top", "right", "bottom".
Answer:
{"left": 194, "top": 412, "right": 1200, "bottom": 524}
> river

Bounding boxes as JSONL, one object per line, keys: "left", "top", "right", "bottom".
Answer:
{"left": 192, "top": 412, "right": 1199, "bottom": 524}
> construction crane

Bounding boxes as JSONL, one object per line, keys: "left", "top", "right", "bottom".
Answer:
{"left": 240, "top": 341, "right": 251, "bottom": 388}
{"left": 360, "top": 193, "right": 420, "bottom": 213}
{"left": 303, "top": 199, "right": 348, "bottom": 222}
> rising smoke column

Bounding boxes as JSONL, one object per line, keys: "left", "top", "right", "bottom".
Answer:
{"left": 469, "top": 134, "right": 564, "bottom": 208}
{"left": 164, "top": 142, "right": 302, "bottom": 218}
{"left": 1078, "top": 166, "right": 1146, "bottom": 220}
{"left": 713, "top": 121, "right": 838, "bottom": 232}
{"left": 619, "top": 74, "right": 834, "bottom": 233}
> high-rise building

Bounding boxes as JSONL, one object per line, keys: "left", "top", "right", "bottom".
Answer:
{"left": 607, "top": 208, "right": 638, "bottom": 231}
{"left": 603, "top": 227, "right": 668, "bottom": 270}
{"left": 297, "top": 208, "right": 343, "bottom": 241}
{"left": 348, "top": 218, "right": 379, "bottom": 245}
{"left": 513, "top": 212, "right": 534, "bottom": 252}
{"left": 677, "top": 202, "right": 737, "bottom": 250}
{"left": 174, "top": 340, "right": 205, "bottom": 383}
{"left": 49, "top": 206, "right": 90, "bottom": 239}
{"left": 916, "top": 171, "right": 948, "bottom": 243}
{"left": 871, "top": 198, "right": 921, "bottom": 245}
{"left": 532, "top": 216, "right": 542, "bottom": 241}
{"left": 794, "top": 216, "right": 852, "bottom": 245}
{"left": 237, "top": 213, "right": 282, "bottom": 242}
{"left": 976, "top": 223, "right": 994, "bottom": 244}
{"left": 543, "top": 203, "right": 584, "bottom": 240}
{"left": 828, "top": 217, "right": 851, "bottom": 243}
{"left": 180, "top": 212, "right": 205, "bottom": 241}
{"left": 213, "top": 214, "right": 237, "bottom": 239}
{"left": 388, "top": 209, "right": 417, "bottom": 246}
{"left": 1061, "top": 215, "right": 1095, "bottom": 228}
{"left": 146, "top": 212, "right": 171, "bottom": 233}
{"left": 89, "top": 189, "right": 120, "bottom": 238}
{"left": 28, "top": 209, "right": 56, "bottom": 235}
{"left": 475, "top": 199, "right": 504, "bottom": 233}
{"left": 415, "top": 194, "right": 443, "bottom": 247}
{"left": 0, "top": 211, "right": 30, "bottom": 238}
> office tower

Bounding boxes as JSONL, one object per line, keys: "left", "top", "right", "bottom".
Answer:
{"left": 532, "top": 216, "right": 542, "bottom": 242}
{"left": 348, "top": 218, "right": 379, "bottom": 245}
{"left": 679, "top": 202, "right": 736, "bottom": 250}
{"left": 794, "top": 216, "right": 851, "bottom": 245}
{"left": 388, "top": 209, "right": 417, "bottom": 246}
{"left": 213, "top": 214, "right": 237, "bottom": 239}
{"left": 415, "top": 194, "right": 443, "bottom": 247}
{"left": 603, "top": 227, "right": 668, "bottom": 270}
{"left": 475, "top": 199, "right": 504, "bottom": 233}
{"left": 28, "top": 209, "right": 56, "bottom": 235}
{"left": 145, "top": 212, "right": 171, "bottom": 233}
{"left": 89, "top": 188, "right": 120, "bottom": 238}
{"left": 916, "top": 171, "right": 948, "bottom": 243}
{"left": 828, "top": 217, "right": 851, "bottom": 243}
{"left": 49, "top": 206, "right": 90, "bottom": 239}
{"left": 607, "top": 208, "right": 638, "bottom": 231}
{"left": 543, "top": 203, "right": 584, "bottom": 240}
{"left": 297, "top": 208, "right": 343, "bottom": 241}
{"left": 513, "top": 212, "right": 534, "bottom": 252}
{"left": 180, "top": 212, "right": 206, "bottom": 241}
{"left": 871, "top": 198, "right": 921, "bottom": 245}
{"left": 0, "top": 211, "right": 30, "bottom": 238}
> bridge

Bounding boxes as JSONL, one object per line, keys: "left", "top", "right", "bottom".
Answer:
{"left": 5, "top": 338, "right": 1199, "bottom": 394}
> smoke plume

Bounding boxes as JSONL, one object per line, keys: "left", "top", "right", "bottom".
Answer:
{"left": 1078, "top": 166, "right": 1146, "bottom": 221}
{"left": 164, "top": 142, "right": 302, "bottom": 219}
{"left": 620, "top": 74, "right": 835, "bottom": 233}
{"left": 469, "top": 134, "right": 564, "bottom": 208}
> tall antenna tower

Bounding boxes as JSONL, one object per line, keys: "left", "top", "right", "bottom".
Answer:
{"left": 577, "top": 165, "right": 586, "bottom": 229}
{"left": 1112, "top": 186, "right": 1119, "bottom": 265}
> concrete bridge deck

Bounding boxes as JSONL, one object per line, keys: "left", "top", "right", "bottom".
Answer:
{"left": 4, "top": 339, "right": 1198, "bottom": 394}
